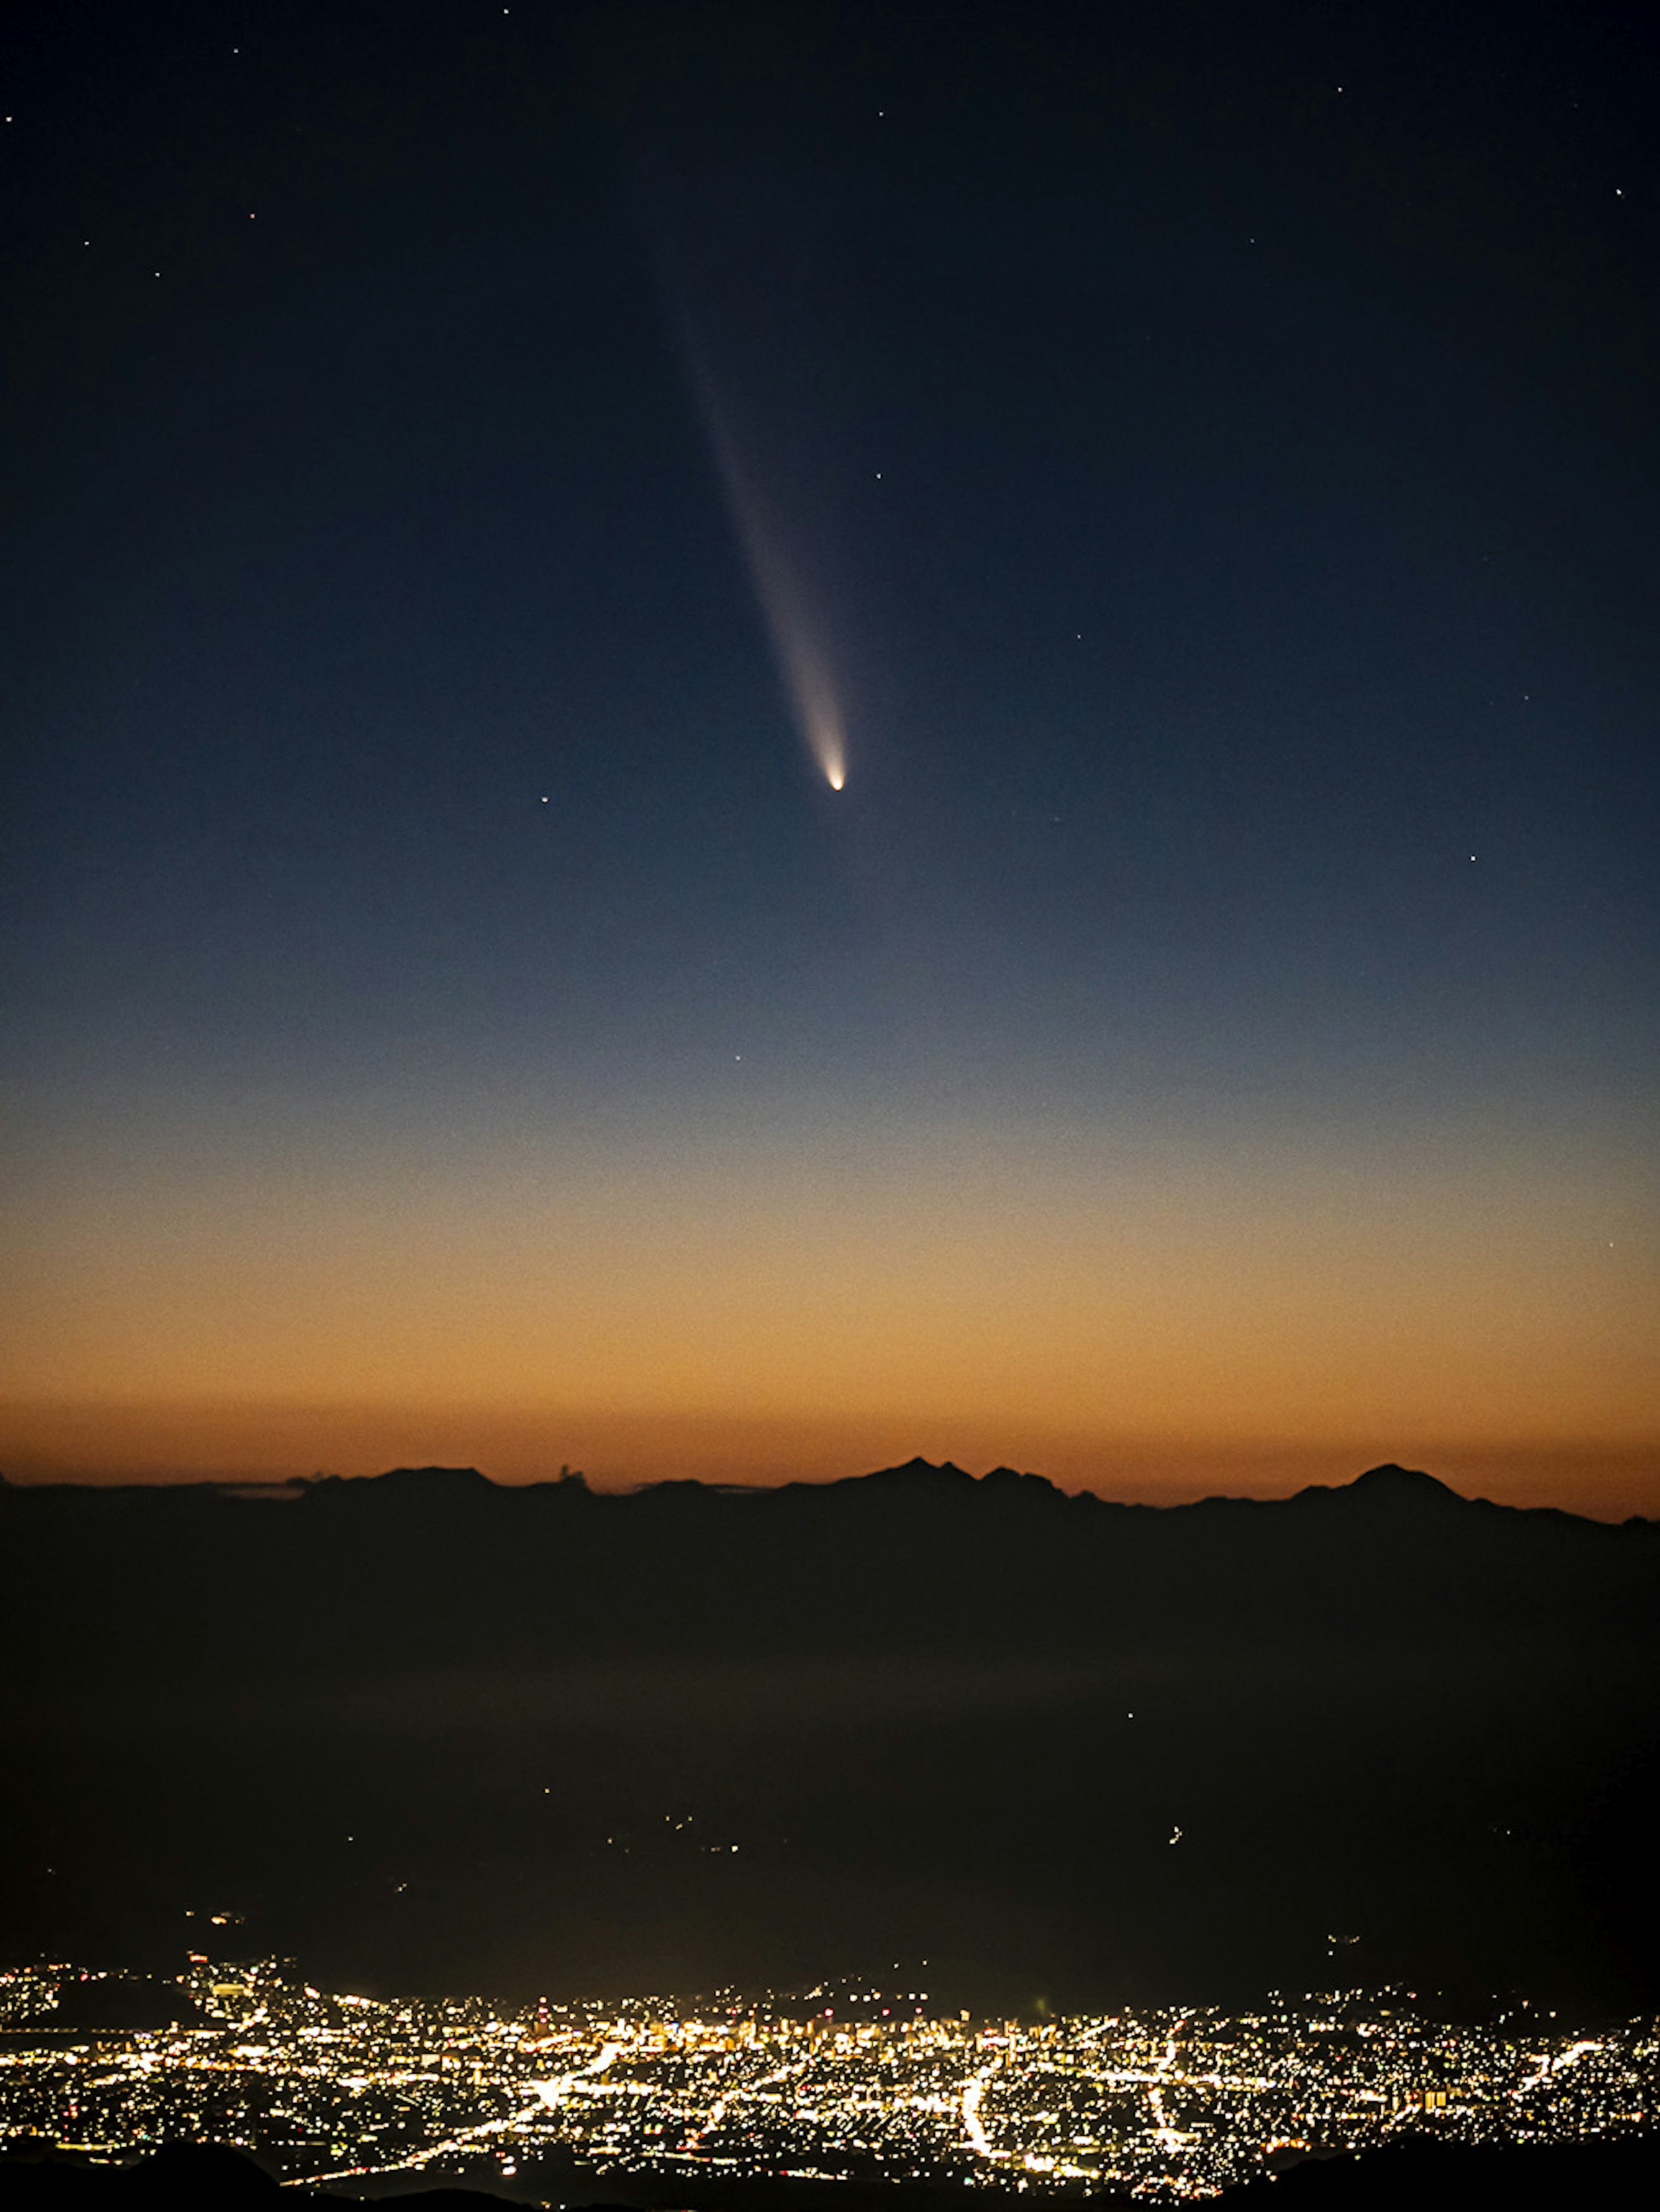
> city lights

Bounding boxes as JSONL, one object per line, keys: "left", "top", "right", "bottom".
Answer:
{"left": 0, "top": 1961, "right": 1652, "bottom": 2199}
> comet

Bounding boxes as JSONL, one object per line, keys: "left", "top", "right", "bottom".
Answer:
{"left": 711, "top": 426, "right": 849, "bottom": 792}
{"left": 676, "top": 321, "right": 850, "bottom": 792}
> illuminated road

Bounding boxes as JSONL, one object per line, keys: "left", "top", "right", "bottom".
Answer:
{"left": 962, "top": 2059, "right": 1002, "bottom": 2161}
{"left": 290, "top": 2040, "right": 625, "bottom": 2187}
{"left": 678, "top": 2054, "right": 809, "bottom": 2157}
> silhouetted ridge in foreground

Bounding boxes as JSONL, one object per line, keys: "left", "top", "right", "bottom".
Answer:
{"left": 5, "top": 2132, "right": 1660, "bottom": 2212}
{"left": 2, "top": 1456, "right": 1656, "bottom": 2015}
{"left": 0, "top": 2143, "right": 517, "bottom": 2210}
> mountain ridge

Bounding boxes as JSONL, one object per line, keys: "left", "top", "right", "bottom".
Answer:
{"left": 3, "top": 1452, "right": 1655, "bottom": 2016}
{"left": 4, "top": 1457, "right": 1644, "bottom": 1532}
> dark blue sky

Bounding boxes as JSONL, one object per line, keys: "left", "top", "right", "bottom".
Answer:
{"left": 3, "top": 2, "right": 1655, "bottom": 1501}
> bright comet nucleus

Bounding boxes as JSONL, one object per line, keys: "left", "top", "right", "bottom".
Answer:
{"left": 676, "top": 320, "right": 852, "bottom": 795}
{"left": 725, "top": 469, "right": 851, "bottom": 793}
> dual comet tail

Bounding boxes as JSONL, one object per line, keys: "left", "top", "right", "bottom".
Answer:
{"left": 718, "top": 447, "right": 849, "bottom": 792}
{"left": 682, "top": 336, "right": 850, "bottom": 792}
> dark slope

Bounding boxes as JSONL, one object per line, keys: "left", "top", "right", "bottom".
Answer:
{"left": 2, "top": 1464, "right": 1656, "bottom": 2012}
{"left": 0, "top": 2144, "right": 526, "bottom": 2212}
{"left": 5, "top": 2132, "right": 1660, "bottom": 2212}
{"left": 3, "top": 1459, "right": 1651, "bottom": 1673}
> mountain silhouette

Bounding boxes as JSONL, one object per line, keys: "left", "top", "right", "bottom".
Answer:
{"left": 1, "top": 1460, "right": 1655, "bottom": 2016}
{"left": 1297, "top": 1461, "right": 1464, "bottom": 1505}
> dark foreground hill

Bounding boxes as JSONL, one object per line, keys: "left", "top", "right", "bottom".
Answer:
{"left": 5, "top": 2132, "right": 1660, "bottom": 2212}
{"left": 5, "top": 1458, "right": 1654, "bottom": 1677}
{"left": 1, "top": 1462, "right": 1657, "bottom": 2011}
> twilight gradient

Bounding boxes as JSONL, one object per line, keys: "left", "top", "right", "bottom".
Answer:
{"left": 2, "top": 3, "right": 1655, "bottom": 1513}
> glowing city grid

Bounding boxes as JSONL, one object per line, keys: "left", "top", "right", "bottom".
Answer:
{"left": 2, "top": 1960, "right": 1654, "bottom": 2201}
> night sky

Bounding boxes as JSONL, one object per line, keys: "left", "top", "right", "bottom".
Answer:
{"left": 3, "top": 1, "right": 1655, "bottom": 1510}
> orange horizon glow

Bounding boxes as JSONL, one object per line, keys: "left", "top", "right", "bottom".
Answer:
{"left": 6, "top": 1097, "right": 1654, "bottom": 1520}
{"left": 0, "top": 1397, "right": 1654, "bottom": 1520}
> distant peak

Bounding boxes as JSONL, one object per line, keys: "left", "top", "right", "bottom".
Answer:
{"left": 980, "top": 1465, "right": 1063, "bottom": 1498}
{"left": 846, "top": 1459, "right": 1061, "bottom": 1500}
{"left": 1292, "top": 1463, "right": 1470, "bottom": 1510}
{"left": 852, "top": 1457, "right": 977, "bottom": 1489}
{"left": 308, "top": 1465, "right": 496, "bottom": 1499}
{"left": 373, "top": 1465, "right": 494, "bottom": 1487}
{"left": 1353, "top": 1462, "right": 1460, "bottom": 1498}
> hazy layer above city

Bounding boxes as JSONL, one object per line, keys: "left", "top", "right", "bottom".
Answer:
{"left": 3, "top": 1462, "right": 1655, "bottom": 2023}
